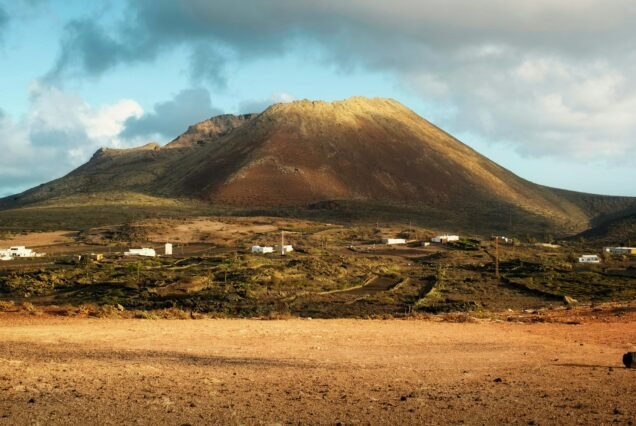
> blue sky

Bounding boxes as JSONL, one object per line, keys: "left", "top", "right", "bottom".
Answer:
{"left": 1, "top": 0, "right": 635, "bottom": 197}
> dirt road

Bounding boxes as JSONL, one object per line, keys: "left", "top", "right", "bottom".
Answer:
{"left": 0, "top": 313, "right": 634, "bottom": 425}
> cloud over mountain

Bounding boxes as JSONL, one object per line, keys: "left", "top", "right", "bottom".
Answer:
{"left": 0, "top": 84, "right": 142, "bottom": 196}
{"left": 121, "top": 87, "right": 222, "bottom": 140}
{"left": 44, "top": 0, "right": 636, "bottom": 163}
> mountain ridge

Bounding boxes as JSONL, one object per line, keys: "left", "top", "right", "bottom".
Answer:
{"left": 2, "top": 96, "right": 635, "bottom": 235}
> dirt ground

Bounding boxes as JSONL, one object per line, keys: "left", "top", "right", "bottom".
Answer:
{"left": 0, "top": 231, "right": 77, "bottom": 248}
{"left": 0, "top": 311, "right": 634, "bottom": 425}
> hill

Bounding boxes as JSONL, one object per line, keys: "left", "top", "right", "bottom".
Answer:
{"left": 573, "top": 212, "right": 636, "bottom": 245}
{"left": 1, "top": 97, "right": 635, "bottom": 235}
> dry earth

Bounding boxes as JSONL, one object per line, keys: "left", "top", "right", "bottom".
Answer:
{"left": 0, "top": 312, "right": 635, "bottom": 425}
{"left": 0, "top": 231, "right": 77, "bottom": 248}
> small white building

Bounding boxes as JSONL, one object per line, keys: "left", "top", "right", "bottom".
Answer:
{"left": 124, "top": 248, "right": 156, "bottom": 257}
{"left": 603, "top": 247, "right": 636, "bottom": 256}
{"left": 535, "top": 243, "right": 561, "bottom": 249}
{"left": 383, "top": 238, "right": 406, "bottom": 245}
{"left": 431, "top": 235, "right": 460, "bottom": 243}
{"left": 578, "top": 254, "right": 600, "bottom": 263}
{"left": 251, "top": 245, "right": 274, "bottom": 254}
{"left": 2, "top": 246, "right": 43, "bottom": 258}
{"left": 164, "top": 243, "right": 173, "bottom": 256}
{"left": 492, "top": 236, "right": 512, "bottom": 244}
{"left": 0, "top": 250, "right": 12, "bottom": 261}
{"left": 281, "top": 244, "right": 294, "bottom": 254}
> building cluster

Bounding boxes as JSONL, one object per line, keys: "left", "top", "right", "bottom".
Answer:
{"left": 431, "top": 234, "right": 460, "bottom": 244}
{"left": 575, "top": 247, "right": 636, "bottom": 264}
{"left": 251, "top": 245, "right": 294, "bottom": 255}
{"left": 0, "top": 246, "right": 45, "bottom": 261}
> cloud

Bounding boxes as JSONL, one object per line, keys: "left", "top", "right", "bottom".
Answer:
{"left": 45, "top": 0, "right": 636, "bottom": 162}
{"left": 188, "top": 44, "right": 229, "bottom": 87}
{"left": 0, "top": 83, "right": 143, "bottom": 196}
{"left": 238, "top": 93, "right": 295, "bottom": 114}
{"left": 120, "top": 87, "right": 221, "bottom": 140}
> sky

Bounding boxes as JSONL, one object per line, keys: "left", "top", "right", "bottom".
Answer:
{"left": 1, "top": 0, "right": 635, "bottom": 197}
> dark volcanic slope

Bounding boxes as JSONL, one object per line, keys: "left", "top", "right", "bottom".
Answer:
{"left": 574, "top": 212, "right": 636, "bottom": 245}
{"left": 2, "top": 97, "right": 635, "bottom": 233}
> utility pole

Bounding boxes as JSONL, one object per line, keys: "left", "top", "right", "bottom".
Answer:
{"left": 281, "top": 230, "right": 285, "bottom": 256}
{"left": 495, "top": 236, "right": 500, "bottom": 279}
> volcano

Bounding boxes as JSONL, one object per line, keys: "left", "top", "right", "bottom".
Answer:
{"left": 3, "top": 97, "right": 635, "bottom": 234}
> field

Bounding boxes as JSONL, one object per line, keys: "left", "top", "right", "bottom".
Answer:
{"left": 1, "top": 216, "right": 636, "bottom": 318}
{"left": 0, "top": 306, "right": 634, "bottom": 425}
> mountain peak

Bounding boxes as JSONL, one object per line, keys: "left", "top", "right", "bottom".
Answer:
{"left": 263, "top": 96, "right": 404, "bottom": 116}
{"left": 165, "top": 112, "right": 258, "bottom": 149}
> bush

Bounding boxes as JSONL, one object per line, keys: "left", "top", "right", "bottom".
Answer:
{"left": 0, "top": 300, "right": 16, "bottom": 311}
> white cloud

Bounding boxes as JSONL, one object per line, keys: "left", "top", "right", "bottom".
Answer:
{"left": 399, "top": 52, "right": 636, "bottom": 163}
{"left": 0, "top": 83, "right": 143, "bottom": 195}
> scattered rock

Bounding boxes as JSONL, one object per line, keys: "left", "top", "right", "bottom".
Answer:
{"left": 27, "top": 398, "right": 35, "bottom": 404}
{"left": 613, "top": 407, "right": 623, "bottom": 415}
{"left": 563, "top": 296, "right": 578, "bottom": 306}
{"left": 116, "top": 304, "right": 125, "bottom": 311}
{"left": 493, "top": 378, "right": 503, "bottom": 383}
{"left": 622, "top": 352, "right": 635, "bottom": 368}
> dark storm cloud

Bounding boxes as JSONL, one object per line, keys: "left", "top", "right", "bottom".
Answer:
{"left": 47, "top": 0, "right": 636, "bottom": 161}
{"left": 121, "top": 87, "right": 221, "bottom": 140}
{"left": 49, "top": 0, "right": 636, "bottom": 75}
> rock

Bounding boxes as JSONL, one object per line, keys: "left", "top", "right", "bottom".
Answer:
{"left": 623, "top": 352, "right": 635, "bottom": 368}
{"left": 493, "top": 377, "right": 503, "bottom": 383}
{"left": 563, "top": 295, "right": 578, "bottom": 306}
{"left": 116, "top": 304, "right": 125, "bottom": 311}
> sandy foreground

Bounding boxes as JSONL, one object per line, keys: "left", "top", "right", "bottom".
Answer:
{"left": 0, "top": 313, "right": 634, "bottom": 425}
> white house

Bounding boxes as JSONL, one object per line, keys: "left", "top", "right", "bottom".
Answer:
{"left": 431, "top": 235, "right": 460, "bottom": 243}
{"left": 578, "top": 254, "right": 600, "bottom": 263}
{"left": 164, "top": 243, "right": 173, "bottom": 256}
{"left": 281, "top": 244, "right": 294, "bottom": 254}
{"left": 3, "top": 246, "right": 43, "bottom": 258}
{"left": 492, "top": 236, "right": 512, "bottom": 244}
{"left": 251, "top": 245, "right": 274, "bottom": 254}
{"left": 0, "top": 250, "right": 12, "bottom": 261}
{"left": 124, "top": 248, "right": 156, "bottom": 257}
{"left": 383, "top": 238, "right": 406, "bottom": 245}
{"left": 603, "top": 247, "right": 636, "bottom": 256}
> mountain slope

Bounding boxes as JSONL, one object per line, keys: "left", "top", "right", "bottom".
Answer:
{"left": 2, "top": 97, "right": 635, "bottom": 234}
{"left": 573, "top": 212, "right": 636, "bottom": 245}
